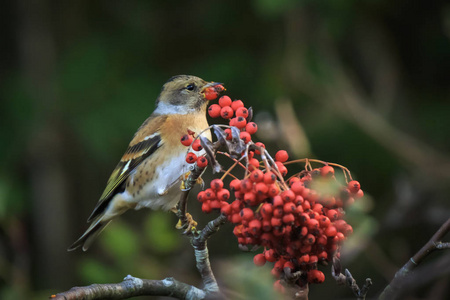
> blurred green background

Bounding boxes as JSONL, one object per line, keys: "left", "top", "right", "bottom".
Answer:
{"left": 1, "top": 0, "right": 449, "bottom": 299}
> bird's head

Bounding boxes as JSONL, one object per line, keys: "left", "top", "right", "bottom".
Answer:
{"left": 154, "top": 75, "right": 225, "bottom": 115}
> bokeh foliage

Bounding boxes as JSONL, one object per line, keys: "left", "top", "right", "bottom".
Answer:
{"left": 0, "top": 0, "right": 449, "bottom": 299}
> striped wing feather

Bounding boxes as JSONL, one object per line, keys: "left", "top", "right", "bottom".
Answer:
{"left": 87, "top": 114, "right": 167, "bottom": 222}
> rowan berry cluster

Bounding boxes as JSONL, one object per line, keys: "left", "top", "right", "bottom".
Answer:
{"left": 180, "top": 95, "right": 363, "bottom": 292}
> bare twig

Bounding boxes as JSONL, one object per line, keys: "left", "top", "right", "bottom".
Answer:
{"left": 51, "top": 275, "right": 205, "bottom": 300}
{"left": 331, "top": 257, "right": 372, "bottom": 300}
{"left": 379, "top": 217, "right": 450, "bottom": 300}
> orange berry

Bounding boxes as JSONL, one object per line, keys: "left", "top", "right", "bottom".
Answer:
{"left": 347, "top": 180, "right": 361, "bottom": 193}
{"left": 181, "top": 134, "right": 193, "bottom": 146}
{"left": 196, "top": 156, "right": 208, "bottom": 168}
{"left": 275, "top": 150, "right": 289, "bottom": 163}
{"left": 240, "top": 131, "right": 252, "bottom": 143}
{"left": 208, "top": 104, "right": 221, "bottom": 118}
{"left": 192, "top": 139, "right": 203, "bottom": 151}
{"left": 220, "top": 106, "right": 234, "bottom": 119}
{"left": 235, "top": 107, "right": 249, "bottom": 118}
{"left": 185, "top": 152, "right": 197, "bottom": 163}
{"left": 219, "top": 95, "right": 232, "bottom": 107}
{"left": 253, "top": 253, "right": 266, "bottom": 266}
{"left": 231, "top": 99, "right": 244, "bottom": 111}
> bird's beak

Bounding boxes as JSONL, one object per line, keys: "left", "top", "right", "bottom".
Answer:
{"left": 202, "top": 82, "right": 226, "bottom": 101}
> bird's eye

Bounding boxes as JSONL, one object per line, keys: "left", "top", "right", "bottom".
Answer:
{"left": 186, "top": 84, "right": 195, "bottom": 91}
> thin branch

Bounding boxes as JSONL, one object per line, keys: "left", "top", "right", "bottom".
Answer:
{"left": 51, "top": 275, "right": 205, "bottom": 300}
{"left": 379, "top": 217, "right": 450, "bottom": 300}
{"left": 331, "top": 257, "right": 372, "bottom": 300}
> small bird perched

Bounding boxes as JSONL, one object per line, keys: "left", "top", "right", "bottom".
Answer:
{"left": 68, "top": 75, "right": 224, "bottom": 251}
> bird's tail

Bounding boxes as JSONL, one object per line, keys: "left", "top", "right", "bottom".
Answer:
{"left": 67, "top": 217, "right": 111, "bottom": 251}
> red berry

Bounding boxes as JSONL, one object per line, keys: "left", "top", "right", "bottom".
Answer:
{"left": 245, "top": 122, "right": 257, "bottom": 135}
{"left": 244, "top": 192, "right": 257, "bottom": 206}
{"left": 204, "top": 87, "right": 219, "bottom": 101}
{"left": 208, "top": 104, "right": 221, "bottom": 118}
{"left": 196, "top": 156, "right": 208, "bottom": 168}
{"left": 231, "top": 99, "right": 244, "bottom": 111}
{"left": 185, "top": 152, "right": 197, "bottom": 163}
{"left": 220, "top": 202, "right": 231, "bottom": 215}
{"left": 290, "top": 181, "right": 304, "bottom": 195}
{"left": 273, "top": 207, "right": 283, "bottom": 218}
{"left": 248, "top": 158, "right": 260, "bottom": 170}
{"left": 298, "top": 254, "right": 309, "bottom": 264}
{"left": 240, "top": 179, "right": 253, "bottom": 192}
{"left": 354, "top": 189, "right": 364, "bottom": 199}
{"left": 220, "top": 106, "right": 234, "bottom": 119}
{"left": 263, "top": 171, "right": 276, "bottom": 184}
{"left": 307, "top": 270, "right": 325, "bottom": 284}
{"left": 202, "top": 201, "right": 212, "bottom": 213}
{"left": 275, "top": 161, "right": 288, "bottom": 176}
{"left": 261, "top": 203, "right": 273, "bottom": 219}
{"left": 271, "top": 217, "right": 283, "bottom": 227}
{"left": 240, "top": 131, "right": 252, "bottom": 143}
{"left": 282, "top": 213, "right": 295, "bottom": 224}
{"left": 181, "top": 134, "right": 193, "bottom": 146}
{"left": 192, "top": 139, "right": 203, "bottom": 151}
{"left": 283, "top": 202, "right": 296, "bottom": 214}
{"left": 197, "top": 191, "right": 206, "bottom": 202}
{"left": 254, "top": 142, "right": 265, "bottom": 155}
{"left": 304, "top": 233, "right": 316, "bottom": 245}
{"left": 235, "top": 116, "right": 247, "bottom": 129}
{"left": 254, "top": 182, "right": 268, "bottom": 195}
{"left": 235, "top": 107, "right": 249, "bottom": 118}
{"left": 275, "top": 150, "right": 289, "bottom": 163}
{"left": 217, "top": 189, "right": 230, "bottom": 201}
{"left": 204, "top": 188, "right": 216, "bottom": 200}
{"left": 224, "top": 128, "right": 232, "bottom": 140}
{"left": 267, "top": 184, "right": 279, "bottom": 197}
{"left": 249, "top": 219, "right": 261, "bottom": 234}
{"left": 327, "top": 209, "right": 338, "bottom": 221}
{"left": 210, "top": 200, "right": 221, "bottom": 209}
{"left": 229, "top": 179, "right": 241, "bottom": 191}
{"left": 210, "top": 179, "right": 224, "bottom": 191}
{"left": 281, "top": 190, "right": 295, "bottom": 202}
{"left": 324, "top": 225, "right": 337, "bottom": 237}
{"left": 250, "top": 169, "right": 264, "bottom": 182}
{"left": 218, "top": 95, "right": 232, "bottom": 107}
{"left": 289, "top": 177, "right": 300, "bottom": 185}
{"left": 264, "top": 249, "right": 277, "bottom": 262}
{"left": 229, "top": 117, "right": 237, "bottom": 127}
{"left": 240, "top": 208, "right": 254, "bottom": 221}
{"left": 347, "top": 180, "right": 361, "bottom": 193}
{"left": 262, "top": 219, "right": 272, "bottom": 232}
{"left": 231, "top": 213, "right": 241, "bottom": 224}
{"left": 306, "top": 218, "right": 319, "bottom": 230}
{"left": 320, "top": 165, "right": 335, "bottom": 177}
{"left": 253, "top": 253, "right": 266, "bottom": 266}
{"left": 273, "top": 195, "right": 283, "bottom": 207}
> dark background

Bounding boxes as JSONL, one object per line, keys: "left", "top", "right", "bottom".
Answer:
{"left": 1, "top": 0, "right": 449, "bottom": 299}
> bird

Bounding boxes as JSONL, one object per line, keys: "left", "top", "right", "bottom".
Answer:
{"left": 68, "top": 75, "right": 224, "bottom": 251}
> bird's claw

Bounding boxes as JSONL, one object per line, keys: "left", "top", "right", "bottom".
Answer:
{"left": 175, "top": 213, "right": 198, "bottom": 233}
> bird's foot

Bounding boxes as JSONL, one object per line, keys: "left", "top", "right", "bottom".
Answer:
{"left": 175, "top": 212, "right": 198, "bottom": 233}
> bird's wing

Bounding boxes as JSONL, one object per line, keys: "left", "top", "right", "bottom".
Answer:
{"left": 87, "top": 114, "right": 168, "bottom": 222}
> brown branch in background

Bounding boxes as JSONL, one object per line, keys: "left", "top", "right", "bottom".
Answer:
{"left": 51, "top": 276, "right": 205, "bottom": 300}
{"left": 331, "top": 257, "right": 372, "bottom": 300}
{"left": 379, "top": 217, "right": 450, "bottom": 300}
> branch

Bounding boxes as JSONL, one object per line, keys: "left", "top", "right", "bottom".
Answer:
{"left": 379, "top": 217, "right": 450, "bottom": 300}
{"left": 331, "top": 257, "right": 372, "bottom": 300}
{"left": 51, "top": 275, "right": 205, "bottom": 300}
